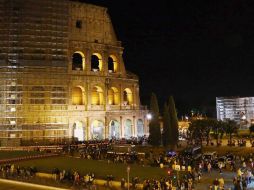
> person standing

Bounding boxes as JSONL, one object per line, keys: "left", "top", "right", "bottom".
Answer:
{"left": 207, "top": 162, "right": 212, "bottom": 173}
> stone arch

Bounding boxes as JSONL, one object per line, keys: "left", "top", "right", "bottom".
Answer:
{"left": 123, "top": 88, "right": 133, "bottom": 105}
{"left": 109, "top": 120, "right": 121, "bottom": 139}
{"left": 124, "top": 119, "right": 132, "bottom": 139}
{"left": 137, "top": 119, "right": 144, "bottom": 137}
{"left": 108, "top": 55, "right": 118, "bottom": 73}
{"left": 108, "top": 87, "right": 119, "bottom": 105}
{"left": 91, "top": 120, "right": 104, "bottom": 140}
{"left": 91, "top": 86, "right": 104, "bottom": 105}
{"left": 91, "top": 53, "right": 102, "bottom": 72}
{"left": 73, "top": 121, "right": 85, "bottom": 141}
{"left": 72, "top": 51, "right": 85, "bottom": 71}
{"left": 72, "top": 86, "right": 85, "bottom": 105}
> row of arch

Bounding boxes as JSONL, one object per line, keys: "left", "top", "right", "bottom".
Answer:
{"left": 72, "top": 86, "right": 133, "bottom": 106}
{"left": 72, "top": 51, "right": 118, "bottom": 73}
{"left": 73, "top": 119, "right": 144, "bottom": 141}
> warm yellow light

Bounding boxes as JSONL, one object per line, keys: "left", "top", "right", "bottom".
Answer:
{"left": 93, "top": 53, "right": 103, "bottom": 71}
{"left": 74, "top": 51, "right": 85, "bottom": 70}
{"left": 72, "top": 87, "right": 83, "bottom": 105}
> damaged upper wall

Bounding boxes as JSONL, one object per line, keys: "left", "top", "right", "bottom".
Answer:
{"left": 69, "top": 1, "right": 120, "bottom": 46}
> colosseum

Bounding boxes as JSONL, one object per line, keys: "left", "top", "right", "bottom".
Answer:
{"left": 0, "top": 0, "right": 148, "bottom": 146}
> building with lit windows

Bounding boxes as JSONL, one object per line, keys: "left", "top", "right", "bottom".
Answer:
{"left": 216, "top": 97, "right": 254, "bottom": 127}
{"left": 0, "top": 0, "right": 148, "bottom": 146}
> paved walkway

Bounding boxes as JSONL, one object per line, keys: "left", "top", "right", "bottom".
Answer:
{"left": 195, "top": 170, "right": 254, "bottom": 190}
{"left": 0, "top": 178, "right": 69, "bottom": 190}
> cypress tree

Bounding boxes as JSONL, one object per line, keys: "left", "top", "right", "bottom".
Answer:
{"left": 162, "top": 103, "right": 172, "bottom": 146}
{"left": 148, "top": 93, "right": 161, "bottom": 146}
{"left": 168, "top": 96, "right": 179, "bottom": 146}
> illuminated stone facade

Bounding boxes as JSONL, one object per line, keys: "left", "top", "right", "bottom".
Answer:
{"left": 0, "top": 0, "right": 148, "bottom": 145}
{"left": 216, "top": 97, "right": 254, "bottom": 127}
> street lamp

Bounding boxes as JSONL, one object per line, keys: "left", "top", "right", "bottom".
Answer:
{"left": 127, "top": 165, "right": 130, "bottom": 190}
{"left": 146, "top": 113, "right": 152, "bottom": 136}
{"left": 146, "top": 113, "right": 152, "bottom": 120}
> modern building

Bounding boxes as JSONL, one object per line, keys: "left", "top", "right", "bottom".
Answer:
{"left": 0, "top": 0, "right": 148, "bottom": 146}
{"left": 216, "top": 97, "right": 254, "bottom": 127}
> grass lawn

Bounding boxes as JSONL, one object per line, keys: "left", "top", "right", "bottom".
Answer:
{"left": 15, "top": 156, "right": 170, "bottom": 181}
{"left": 0, "top": 151, "right": 45, "bottom": 160}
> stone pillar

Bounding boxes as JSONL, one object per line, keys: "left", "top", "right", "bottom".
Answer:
{"left": 120, "top": 84, "right": 123, "bottom": 110}
{"left": 105, "top": 116, "right": 108, "bottom": 139}
{"left": 85, "top": 49, "right": 91, "bottom": 72}
{"left": 132, "top": 116, "right": 136, "bottom": 137}
{"left": 68, "top": 121, "right": 73, "bottom": 139}
{"left": 86, "top": 82, "right": 91, "bottom": 110}
{"left": 103, "top": 51, "right": 108, "bottom": 75}
{"left": 120, "top": 116, "right": 124, "bottom": 138}
{"left": 86, "top": 117, "right": 90, "bottom": 140}
{"left": 132, "top": 85, "right": 136, "bottom": 109}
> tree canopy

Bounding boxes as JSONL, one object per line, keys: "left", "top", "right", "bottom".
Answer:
{"left": 148, "top": 93, "right": 161, "bottom": 146}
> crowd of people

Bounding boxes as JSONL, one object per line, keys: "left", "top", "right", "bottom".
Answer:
{"left": 3, "top": 137, "right": 254, "bottom": 190}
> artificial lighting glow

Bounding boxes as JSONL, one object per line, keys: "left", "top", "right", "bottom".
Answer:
{"left": 10, "top": 120, "right": 16, "bottom": 125}
{"left": 73, "top": 121, "right": 84, "bottom": 141}
{"left": 146, "top": 113, "right": 152, "bottom": 120}
{"left": 10, "top": 107, "right": 16, "bottom": 112}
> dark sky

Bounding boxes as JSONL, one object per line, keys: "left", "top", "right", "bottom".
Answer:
{"left": 77, "top": 0, "right": 254, "bottom": 117}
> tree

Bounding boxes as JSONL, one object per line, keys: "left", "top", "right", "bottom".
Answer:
{"left": 148, "top": 93, "right": 161, "bottom": 146}
{"left": 162, "top": 103, "right": 172, "bottom": 147}
{"left": 224, "top": 119, "right": 238, "bottom": 145}
{"left": 249, "top": 124, "right": 254, "bottom": 135}
{"left": 188, "top": 119, "right": 219, "bottom": 146}
{"left": 211, "top": 119, "right": 224, "bottom": 145}
{"left": 168, "top": 96, "right": 179, "bottom": 146}
{"left": 188, "top": 120, "right": 204, "bottom": 145}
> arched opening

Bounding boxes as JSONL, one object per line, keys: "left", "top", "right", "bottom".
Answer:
{"left": 72, "top": 87, "right": 84, "bottom": 105}
{"left": 91, "top": 120, "right": 104, "bottom": 140}
{"left": 108, "top": 87, "right": 119, "bottom": 105}
{"left": 123, "top": 88, "right": 133, "bottom": 105}
{"left": 109, "top": 120, "right": 120, "bottom": 139}
{"left": 108, "top": 55, "right": 118, "bottom": 73}
{"left": 72, "top": 51, "right": 85, "bottom": 71}
{"left": 125, "top": 119, "right": 132, "bottom": 139}
{"left": 91, "top": 53, "right": 102, "bottom": 72}
{"left": 73, "top": 121, "right": 84, "bottom": 141}
{"left": 137, "top": 119, "right": 144, "bottom": 137}
{"left": 91, "top": 86, "right": 104, "bottom": 105}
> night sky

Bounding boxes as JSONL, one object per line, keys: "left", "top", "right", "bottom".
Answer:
{"left": 77, "top": 0, "right": 254, "bottom": 117}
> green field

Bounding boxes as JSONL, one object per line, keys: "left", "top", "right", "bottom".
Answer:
{"left": 15, "top": 156, "right": 169, "bottom": 181}
{"left": 0, "top": 151, "right": 45, "bottom": 160}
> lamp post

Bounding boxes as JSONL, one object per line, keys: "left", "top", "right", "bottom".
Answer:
{"left": 146, "top": 113, "right": 152, "bottom": 137}
{"left": 127, "top": 165, "right": 130, "bottom": 190}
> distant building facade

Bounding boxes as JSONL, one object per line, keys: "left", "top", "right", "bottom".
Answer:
{"left": 216, "top": 97, "right": 254, "bottom": 127}
{"left": 0, "top": 0, "right": 148, "bottom": 146}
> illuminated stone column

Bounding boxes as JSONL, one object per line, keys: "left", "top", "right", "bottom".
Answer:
{"left": 132, "top": 116, "right": 136, "bottom": 137}
{"left": 68, "top": 122, "right": 73, "bottom": 139}
{"left": 103, "top": 51, "right": 108, "bottom": 75}
{"left": 86, "top": 117, "right": 90, "bottom": 140}
{"left": 83, "top": 120, "right": 86, "bottom": 141}
{"left": 85, "top": 49, "right": 91, "bottom": 72}
{"left": 132, "top": 85, "right": 136, "bottom": 109}
{"left": 86, "top": 82, "right": 91, "bottom": 110}
{"left": 105, "top": 116, "right": 108, "bottom": 139}
{"left": 120, "top": 116, "right": 124, "bottom": 138}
